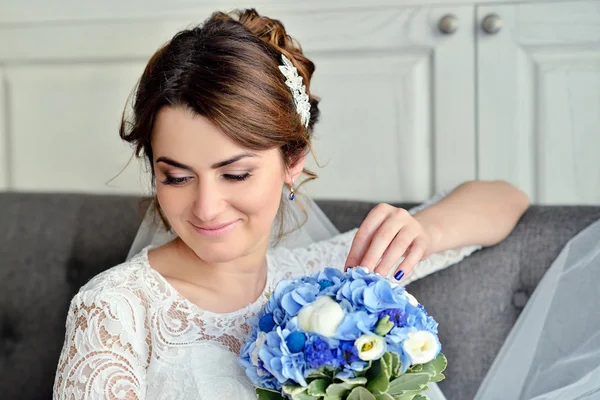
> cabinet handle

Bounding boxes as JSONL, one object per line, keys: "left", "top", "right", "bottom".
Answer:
{"left": 482, "top": 13, "right": 503, "bottom": 34}
{"left": 438, "top": 14, "right": 459, "bottom": 34}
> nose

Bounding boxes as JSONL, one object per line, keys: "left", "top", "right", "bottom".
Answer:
{"left": 192, "top": 180, "right": 226, "bottom": 222}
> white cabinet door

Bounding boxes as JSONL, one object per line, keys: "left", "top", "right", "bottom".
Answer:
{"left": 0, "top": 5, "right": 475, "bottom": 201}
{"left": 477, "top": 0, "right": 600, "bottom": 205}
{"left": 301, "top": 6, "right": 476, "bottom": 202}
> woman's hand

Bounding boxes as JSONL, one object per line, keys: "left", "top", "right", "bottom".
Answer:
{"left": 344, "top": 203, "right": 437, "bottom": 280}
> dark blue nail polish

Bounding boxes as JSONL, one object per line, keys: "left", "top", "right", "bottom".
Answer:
{"left": 394, "top": 270, "right": 404, "bottom": 281}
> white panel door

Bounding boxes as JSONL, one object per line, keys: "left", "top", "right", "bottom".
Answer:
{"left": 477, "top": 0, "right": 600, "bottom": 205}
{"left": 0, "top": 5, "right": 476, "bottom": 201}
{"left": 300, "top": 6, "right": 476, "bottom": 202}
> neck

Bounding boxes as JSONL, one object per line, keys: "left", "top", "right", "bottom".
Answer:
{"left": 172, "top": 237, "right": 270, "bottom": 303}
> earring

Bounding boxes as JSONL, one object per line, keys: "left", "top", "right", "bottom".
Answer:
{"left": 289, "top": 181, "right": 296, "bottom": 201}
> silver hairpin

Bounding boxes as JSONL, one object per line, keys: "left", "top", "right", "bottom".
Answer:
{"left": 278, "top": 55, "right": 311, "bottom": 128}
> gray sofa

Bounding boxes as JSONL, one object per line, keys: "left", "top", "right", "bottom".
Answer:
{"left": 1, "top": 192, "right": 599, "bottom": 400}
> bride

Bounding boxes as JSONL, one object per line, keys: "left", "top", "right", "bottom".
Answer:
{"left": 52, "top": 9, "right": 528, "bottom": 399}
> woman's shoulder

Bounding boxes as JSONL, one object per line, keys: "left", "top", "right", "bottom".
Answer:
{"left": 267, "top": 228, "right": 358, "bottom": 279}
{"left": 63, "top": 250, "right": 153, "bottom": 361}
{"left": 74, "top": 248, "right": 152, "bottom": 305}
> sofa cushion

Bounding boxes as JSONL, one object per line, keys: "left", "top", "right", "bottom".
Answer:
{"left": 0, "top": 192, "right": 145, "bottom": 400}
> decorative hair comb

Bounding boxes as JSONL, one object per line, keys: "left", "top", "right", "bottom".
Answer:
{"left": 278, "top": 55, "right": 311, "bottom": 128}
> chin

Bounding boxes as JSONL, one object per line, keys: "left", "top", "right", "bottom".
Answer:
{"left": 180, "top": 228, "right": 257, "bottom": 264}
{"left": 174, "top": 220, "right": 268, "bottom": 263}
{"left": 187, "top": 239, "right": 244, "bottom": 264}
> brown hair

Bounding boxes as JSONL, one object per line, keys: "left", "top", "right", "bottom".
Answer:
{"left": 119, "top": 9, "right": 321, "bottom": 237}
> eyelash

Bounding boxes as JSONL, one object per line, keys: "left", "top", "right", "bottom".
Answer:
{"left": 162, "top": 176, "right": 189, "bottom": 186}
{"left": 161, "top": 173, "right": 251, "bottom": 186}
{"left": 224, "top": 173, "right": 251, "bottom": 182}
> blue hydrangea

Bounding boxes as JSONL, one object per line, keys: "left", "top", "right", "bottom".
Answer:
{"left": 238, "top": 266, "right": 442, "bottom": 391}
{"left": 379, "top": 309, "right": 408, "bottom": 328}
{"left": 338, "top": 340, "right": 360, "bottom": 364}
{"left": 305, "top": 336, "right": 340, "bottom": 369}
{"left": 335, "top": 310, "right": 378, "bottom": 340}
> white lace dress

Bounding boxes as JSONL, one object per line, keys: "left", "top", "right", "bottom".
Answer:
{"left": 53, "top": 229, "right": 480, "bottom": 399}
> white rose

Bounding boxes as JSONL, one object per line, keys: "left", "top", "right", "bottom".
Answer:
{"left": 405, "top": 291, "right": 419, "bottom": 307}
{"left": 355, "top": 334, "right": 386, "bottom": 361}
{"left": 402, "top": 331, "right": 440, "bottom": 365}
{"left": 297, "top": 296, "right": 345, "bottom": 337}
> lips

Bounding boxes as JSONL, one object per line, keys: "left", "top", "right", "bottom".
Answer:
{"left": 190, "top": 220, "right": 240, "bottom": 238}
{"left": 193, "top": 221, "right": 236, "bottom": 231}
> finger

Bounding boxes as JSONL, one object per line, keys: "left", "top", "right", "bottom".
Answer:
{"left": 344, "top": 205, "right": 391, "bottom": 270}
{"left": 373, "top": 227, "right": 419, "bottom": 277}
{"left": 393, "top": 238, "right": 428, "bottom": 281}
{"left": 359, "top": 217, "right": 407, "bottom": 271}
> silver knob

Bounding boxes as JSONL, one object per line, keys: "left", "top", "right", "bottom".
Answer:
{"left": 482, "top": 13, "right": 503, "bottom": 34}
{"left": 438, "top": 14, "right": 459, "bottom": 35}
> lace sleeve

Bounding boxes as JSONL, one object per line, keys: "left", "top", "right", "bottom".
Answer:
{"left": 289, "top": 187, "right": 482, "bottom": 285}
{"left": 53, "top": 289, "right": 150, "bottom": 399}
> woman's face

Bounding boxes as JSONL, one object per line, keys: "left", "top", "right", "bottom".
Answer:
{"left": 152, "top": 106, "right": 302, "bottom": 263}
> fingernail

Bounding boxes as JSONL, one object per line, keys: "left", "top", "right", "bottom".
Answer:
{"left": 394, "top": 270, "right": 404, "bottom": 281}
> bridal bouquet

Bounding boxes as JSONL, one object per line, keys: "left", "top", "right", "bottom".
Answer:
{"left": 239, "top": 267, "right": 447, "bottom": 400}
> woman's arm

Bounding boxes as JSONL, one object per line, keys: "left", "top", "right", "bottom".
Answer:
{"left": 344, "top": 179, "right": 529, "bottom": 278}
{"left": 414, "top": 180, "right": 530, "bottom": 258}
{"left": 53, "top": 290, "right": 149, "bottom": 399}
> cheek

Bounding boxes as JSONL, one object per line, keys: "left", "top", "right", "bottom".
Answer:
{"left": 235, "top": 176, "right": 283, "bottom": 223}
{"left": 156, "top": 185, "right": 190, "bottom": 219}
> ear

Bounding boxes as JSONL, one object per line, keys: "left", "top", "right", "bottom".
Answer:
{"left": 285, "top": 153, "right": 306, "bottom": 186}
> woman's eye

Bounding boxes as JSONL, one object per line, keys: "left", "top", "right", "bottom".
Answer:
{"left": 224, "top": 173, "right": 251, "bottom": 182}
{"left": 162, "top": 176, "right": 189, "bottom": 186}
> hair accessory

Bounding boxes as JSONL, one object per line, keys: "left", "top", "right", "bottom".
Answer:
{"left": 278, "top": 55, "right": 311, "bottom": 128}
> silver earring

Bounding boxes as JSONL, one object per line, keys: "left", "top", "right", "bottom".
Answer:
{"left": 289, "top": 182, "right": 296, "bottom": 201}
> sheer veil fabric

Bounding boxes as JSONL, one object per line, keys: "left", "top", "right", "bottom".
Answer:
{"left": 475, "top": 218, "right": 600, "bottom": 400}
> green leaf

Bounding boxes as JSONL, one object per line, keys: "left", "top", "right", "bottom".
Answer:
{"left": 431, "top": 354, "right": 447, "bottom": 375}
{"left": 374, "top": 394, "right": 394, "bottom": 400}
{"left": 366, "top": 356, "right": 390, "bottom": 394}
{"left": 326, "top": 381, "right": 361, "bottom": 398}
{"left": 408, "top": 364, "right": 423, "bottom": 373}
{"left": 307, "top": 379, "right": 329, "bottom": 396}
{"left": 389, "top": 353, "right": 401, "bottom": 379}
{"left": 412, "top": 395, "right": 429, "bottom": 400}
{"left": 282, "top": 384, "right": 308, "bottom": 396}
{"left": 418, "top": 353, "right": 447, "bottom": 379}
{"left": 382, "top": 353, "right": 393, "bottom": 377}
{"left": 306, "top": 369, "right": 332, "bottom": 380}
{"left": 392, "top": 389, "right": 428, "bottom": 400}
{"left": 326, "top": 383, "right": 351, "bottom": 397}
{"left": 292, "top": 392, "right": 320, "bottom": 400}
{"left": 256, "top": 387, "right": 286, "bottom": 400}
{"left": 347, "top": 386, "right": 377, "bottom": 400}
{"left": 374, "top": 316, "right": 395, "bottom": 336}
{"left": 430, "top": 373, "right": 445, "bottom": 383}
{"left": 322, "top": 366, "right": 340, "bottom": 376}
{"left": 387, "top": 373, "right": 430, "bottom": 396}
{"left": 335, "top": 376, "right": 368, "bottom": 385}
{"left": 419, "top": 363, "right": 435, "bottom": 377}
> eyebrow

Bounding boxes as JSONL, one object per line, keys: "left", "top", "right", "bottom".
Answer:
{"left": 156, "top": 153, "right": 256, "bottom": 171}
